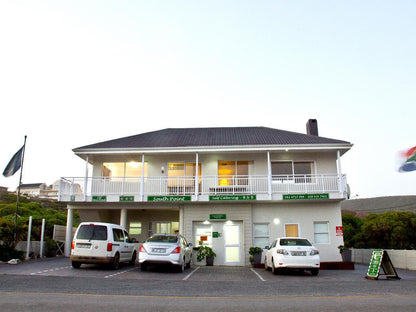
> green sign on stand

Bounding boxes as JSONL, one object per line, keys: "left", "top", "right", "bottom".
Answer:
{"left": 366, "top": 250, "right": 400, "bottom": 280}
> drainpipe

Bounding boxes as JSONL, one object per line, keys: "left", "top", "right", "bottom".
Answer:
{"left": 65, "top": 208, "right": 74, "bottom": 257}
{"left": 267, "top": 152, "right": 272, "bottom": 200}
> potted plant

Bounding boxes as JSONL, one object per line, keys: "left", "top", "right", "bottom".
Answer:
{"left": 249, "top": 247, "right": 263, "bottom": 266}
{"left": 197, "top": 246, "right": 216, "bottom": 266}
{"left": 338, "top": 245, "right": 352, "bottom": 262}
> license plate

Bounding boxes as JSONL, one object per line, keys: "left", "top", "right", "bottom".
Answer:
{"left": 152, "top": 248, "right": 166, "bottom": 253}
{"left": 77, "top": 243, "right": 91, "bottom": 249}
{"left": 292, "top": 251, "right": 306, "bottom": 256}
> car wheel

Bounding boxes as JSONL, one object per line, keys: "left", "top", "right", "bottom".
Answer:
{"left": 72, "top": 261, "right": 81, "bottom": 269}
{"left": 271, "top": 259, "right": 280, "bottom": 275}
{"left": 311, "top": 268, "right": 319, "bottom": 276}
{"left": 112, "top": 253, "right": 120, "bottom": 270}
{"left": 264, "top": 256, "right": 269, "bottom": 270}
{"left": 186, "top": 256, "right": 192, "bottom": 269}
{"left": 129, "top": 251, "right": 137, "bottom": 265}
{"left": 177, "top": 258, "right": 185, "bottom": 273}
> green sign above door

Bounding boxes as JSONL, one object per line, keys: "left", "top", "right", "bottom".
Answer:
{"left": 210, "top": 214, "right": 226, "bottom": 220}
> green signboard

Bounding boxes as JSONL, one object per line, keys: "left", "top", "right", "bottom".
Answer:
{"left": 283, "top": 193, "right": 329, "bottom": 200}
{"left": 147, "top": 196, "right": 191, "bottom": 202}
{"left": 210, "top": 214, "right": 226, "bottom": 220}
{"left": 366, "top": 250, "right": 383, "bottom": 279}
{"left": 209, "top": 195, "right": 256, "bottom": 201}
{"left": 120, "top": 196, "right": 134, "bottom": 202}
{"left": 92, "top": 196, "right": 107, "bottom": 202}
{"left": 366, "top": 250, "right": 400, "bottom": 280}
{"left": 212, "top": 232, "right": 219, "bottom": 238}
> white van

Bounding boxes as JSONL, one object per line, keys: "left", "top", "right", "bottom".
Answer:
{"left": 71, "top": 222, "right": 137, "bottom": 269}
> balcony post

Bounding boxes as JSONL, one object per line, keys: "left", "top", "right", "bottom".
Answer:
{"left": 83, "top": 156, "right": 89, "bottom": 201}
{"left": 336, "top": 150, "right": 343, "bottom": 193}
{"left": 140, "top": 154, "right": 145, "bottom": 201}
{"left": 267, "top": 152, "right": 272, "bottom": 200}
{"left": 195, "top": 153, "right": 199, "bottom": 200}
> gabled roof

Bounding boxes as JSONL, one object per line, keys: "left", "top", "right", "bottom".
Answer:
{"left": 74, "top": 127, "right": 351, "bottom": 153}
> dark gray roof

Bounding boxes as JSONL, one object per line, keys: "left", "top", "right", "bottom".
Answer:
{"left": 74, "top": 127, "right": 351, "bottom": 151}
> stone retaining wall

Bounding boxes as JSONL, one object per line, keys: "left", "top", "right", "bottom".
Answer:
{"left": 352, "top": 249, "right": 416, "bottom": 270}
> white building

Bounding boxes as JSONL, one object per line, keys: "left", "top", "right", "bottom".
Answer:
{"left": 60, "top": 120, "right": 352, "bottom": 265}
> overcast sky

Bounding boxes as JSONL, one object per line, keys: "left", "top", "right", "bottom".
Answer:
{"left": 1, "top": 1, "right": 415, "bottom": 199}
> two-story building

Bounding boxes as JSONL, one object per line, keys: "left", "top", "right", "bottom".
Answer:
{"left": 60, "top": 120, "right": 352, "bottom": 265}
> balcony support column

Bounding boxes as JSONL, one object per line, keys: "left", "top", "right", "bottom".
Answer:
{"left": 83, "top": 156, "right": 89, "bottom": 201}
{"left": 336, "top": 150, "right": 343, "bottom": 193}
{"left": 267, "top": 152, "right": 272, "bottom": 200}
{"left": 140, "top": 154, "right": 145, "bottom": 201}
{"left": 65, "top": 208, "right": 74, "bottom": 257}
{"left": 120, "top": 209, "right": 127, "bottom": 229}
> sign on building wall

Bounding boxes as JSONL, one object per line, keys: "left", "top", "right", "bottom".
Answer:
{"left": 92, "top": 196, "right": 107, "bottom": 202}
{"left": 209, "top": 195, "right": 256, "bottom": 201}
{"left": 336, "top": 226, "right": 343, "bottom": 236}
{"left": 283, "top": 193, "right": 329, "bottom": 200}
{"left": 147, "top": 196, "right": 191, "bottom": 202}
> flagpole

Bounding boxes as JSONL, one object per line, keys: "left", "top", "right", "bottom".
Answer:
{"left": 13, "top": 135, "right": 27, "bottom": 247}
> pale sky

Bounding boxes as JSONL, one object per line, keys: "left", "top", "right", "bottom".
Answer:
{"left": 1, "top": 1, "right": 415, "bottom": 199}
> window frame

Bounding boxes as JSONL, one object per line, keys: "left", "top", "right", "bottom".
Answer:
{"left": 314, "top": 221, "right": 330, "bottom": 244}
{"left": 253, "top": 223, "right": 270, "bottom": 249}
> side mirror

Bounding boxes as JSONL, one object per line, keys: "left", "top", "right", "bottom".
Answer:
{"left": 264, "top": 246, "right": 270, "bottom": 250}
{"left": 131, "top": 238, "right": 136, "bottom": 243}
{"left": 188, "top": 243, "right": 193, "bottom": 247}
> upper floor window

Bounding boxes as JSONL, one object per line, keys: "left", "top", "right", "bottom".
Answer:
{"left": 103, "top": 162, "right": 147, "bottom": 181}
{"left": 272, "top": 161, "right": 314, "bottom": 182}
{"left": 218, "top": 161, "right": 253, "bottom": 186}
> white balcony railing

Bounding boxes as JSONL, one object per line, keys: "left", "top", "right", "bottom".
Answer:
{"left": 59, "top": 174, "right": 347, "bottom": 201}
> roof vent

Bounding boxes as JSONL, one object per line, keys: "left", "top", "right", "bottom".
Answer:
{"left": 306, "top": 119, "right": 318, "bottom": 136}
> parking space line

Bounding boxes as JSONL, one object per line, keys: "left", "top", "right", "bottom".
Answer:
{"left": 182, "top": 267, "right": 200, "bottom": 281}
{"left": 104, "top": 267, "right": 137, "bottom": 279}
{"left": 250, "top": 268, "right": 266, "bottom": 282}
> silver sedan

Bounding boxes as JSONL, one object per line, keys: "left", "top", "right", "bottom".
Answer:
{"left": 138, "top": 234, "right": 193, "bottom": 272}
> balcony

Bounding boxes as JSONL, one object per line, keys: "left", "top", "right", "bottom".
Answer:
{"left": 59, "top": 174, "right": 347, "bottom": 202}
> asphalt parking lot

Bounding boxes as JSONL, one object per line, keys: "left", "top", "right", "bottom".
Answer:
{"left": 1, "top": 256, "right": 416, "bottom": 282}
{"left": 2, "top": 257, "right": 416, "bottom": 311}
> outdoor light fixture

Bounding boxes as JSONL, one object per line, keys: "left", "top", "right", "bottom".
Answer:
{"left": 273, "top": 218, "right": 280, "bottom": 225}
{"left": 161, "top": 166, "right": 165, "bottom": 174}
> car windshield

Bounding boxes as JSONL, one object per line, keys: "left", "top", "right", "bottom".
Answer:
{"left": 76, "top": 225, "right": 107, "bottom": 241}
{"left": 147, "top": 235, "right": 178, "bottom": 243}
{"left": 280, "top": 239, "right": 312, "bottom": 246}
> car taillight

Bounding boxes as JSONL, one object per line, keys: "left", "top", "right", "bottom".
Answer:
{"left": 71, "top": 241, "right": 75, "bottom": 250}
{"left": 171, "top": 247, "right": 181, "bottom": 254}
{"left": 276, "top": 249, "right": 289, "bottom": 255}
{"left": 139, "top": 245, "right": 147, "bottom": 253}
{"left": 107, "top": 243, "right": 113, "bottom": 252}
{"left": 310, "top": 250, "right": 319, "bottom": 255}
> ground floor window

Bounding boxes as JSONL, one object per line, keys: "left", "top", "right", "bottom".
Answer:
{"left": 253, "top": 223, "right": 269, "bottom": 248}
{"left": 129, "top": 222, "right": 142, "bottom": 235}
{"left": 314, "top": 221, "right": 329, "bottom": 244}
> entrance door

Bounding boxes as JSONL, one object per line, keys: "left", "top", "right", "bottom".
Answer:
{"left": 224, "top": 223, "right": 241, "bottom": 265}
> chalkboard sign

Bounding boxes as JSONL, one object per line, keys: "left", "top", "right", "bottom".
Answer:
{"left": 366, "top": 250, "right": 400, "bottom": 280}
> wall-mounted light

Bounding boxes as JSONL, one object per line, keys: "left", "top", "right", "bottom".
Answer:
{"left": 273, "top": 218, "right": 280, "bottom": 225}
{"left": 161, "top": 166, "right": 165, "bottom": 174}
{"left": 203, "top": 220, "right": 210, "bottom": 225}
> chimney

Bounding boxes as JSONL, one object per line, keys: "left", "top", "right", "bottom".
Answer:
{"left": 306, "top": 119, "right": 318, "bottom": 136}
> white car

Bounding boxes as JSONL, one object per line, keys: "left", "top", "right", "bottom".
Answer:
{"left": 264, "top": 237, "right": 320, "bottom": 276}
{"left": 71, "top": 222, "right": 137, "bottom": 270}
{"left": 138, "top": 234, "right": 193, "bottom": 272}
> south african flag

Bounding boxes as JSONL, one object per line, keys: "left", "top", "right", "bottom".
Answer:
{"left": 399, "top": 146, "right": 416, "bottom": 172}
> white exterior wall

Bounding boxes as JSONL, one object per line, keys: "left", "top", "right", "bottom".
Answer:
{"left": 252, "top": 202, "right": 344, "bottom": 262}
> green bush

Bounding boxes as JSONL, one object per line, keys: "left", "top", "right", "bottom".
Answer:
{"left": 0, "top": 244, "right": 24, "bottom": 261}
